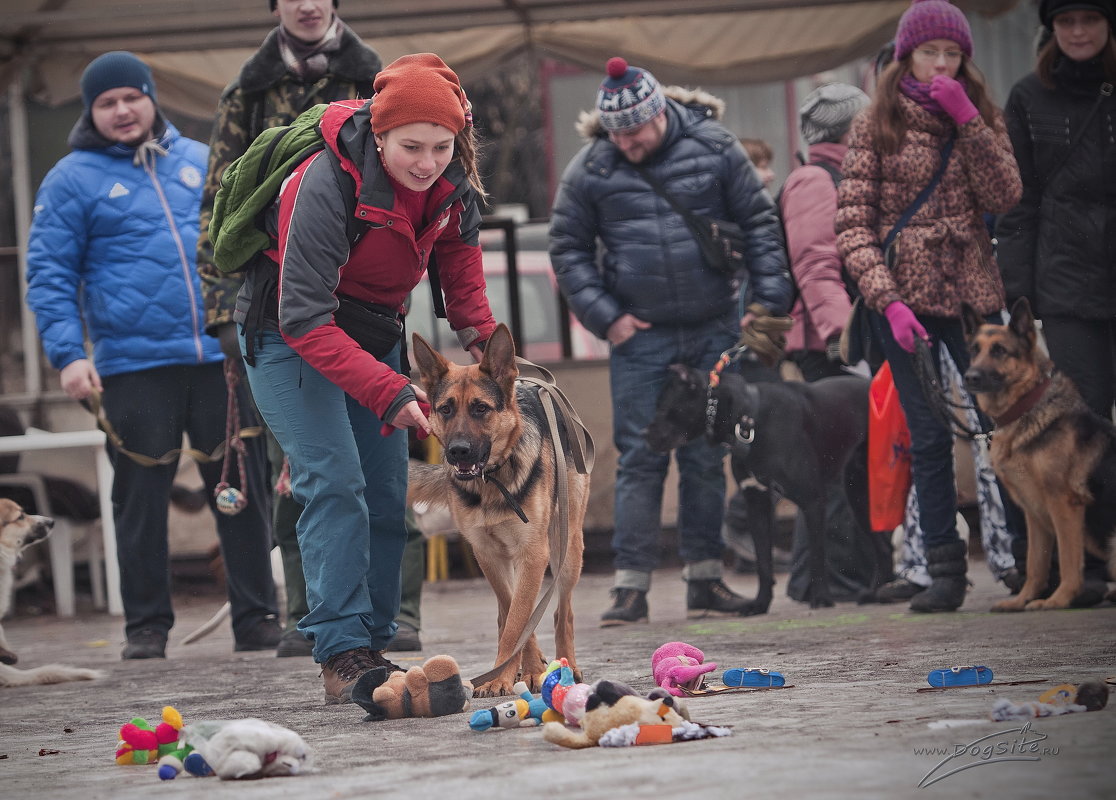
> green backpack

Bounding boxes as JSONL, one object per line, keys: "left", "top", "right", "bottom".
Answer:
{"left": 210, "top": 103, "right": 360, "bottom": 273}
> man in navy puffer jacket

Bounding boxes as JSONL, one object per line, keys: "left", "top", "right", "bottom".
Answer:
{"left": 26, "top": 52, "right": 279, "bottom": 660}
{"left": 550, "top": 58, "right": 792, "bottom": 625}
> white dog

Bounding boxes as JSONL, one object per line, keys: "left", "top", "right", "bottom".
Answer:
{"left": 0, "top": 497, "right": 104, "bottom": 687}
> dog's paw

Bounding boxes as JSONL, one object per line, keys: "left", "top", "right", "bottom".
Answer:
{"left": 473, "top": 677, "right": 518, "bottom": 698}
{"left": 1024, "top": 596, "right": 1071, "bottom": 611}
{"left": 0, "top": 647, "right": 19, "bottom": 666}
{"left": 991, "top": 598, "right": 1026, "bottom": 612}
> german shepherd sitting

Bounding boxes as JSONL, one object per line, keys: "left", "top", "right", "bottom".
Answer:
{"left": 961, "top": 298, "right": 1116, "bottom": 611}
{"left": 408, "top": 324, "right": 589, "bottom": 697}
{"left": 644, "top": 362, "right": 880, "bottom": 613}
{"left": 1, "top": 498, "right": 104, "bottom": 687}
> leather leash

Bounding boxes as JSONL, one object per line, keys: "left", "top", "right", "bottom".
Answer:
{"left": 467, "top": 357, "right": 594, "bottom": 687}
{"left": 82, "top": 359, "right": 263, "bottom": 468}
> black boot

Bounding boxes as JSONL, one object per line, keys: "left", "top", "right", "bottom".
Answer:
{"left": 909, "top": 541, "right": 968, "bottom": 613}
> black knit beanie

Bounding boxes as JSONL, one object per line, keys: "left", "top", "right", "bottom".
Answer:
{"left": 80, "top": 51, "right": 156, "bottom": 109}
{"left": 1039, "top": 0, "right": 1115, "bottom": 30}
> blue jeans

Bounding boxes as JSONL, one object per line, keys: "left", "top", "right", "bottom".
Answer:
{"left": 242, "top": 329, "right": 407, "bottom": 662}
{"left": 609, "top": 316, "right": 738, "bottom": 575}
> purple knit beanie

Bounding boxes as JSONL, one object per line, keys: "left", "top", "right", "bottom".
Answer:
{"left": 894, "top": 0, "right": 974, "bottom": 61}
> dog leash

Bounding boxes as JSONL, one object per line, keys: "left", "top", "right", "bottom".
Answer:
{"left": 466, "top": 357, "right": 594, "bottom": 688}
{"left": 81, "top": 359, "right": 264, "bottom": 467}
{"left": 706, "top": 345, "right": 756, "bottom": 446}
{"left": 911, "top": 339, "right": 990, "bottom": 442}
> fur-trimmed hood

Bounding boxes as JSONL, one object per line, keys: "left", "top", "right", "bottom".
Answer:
{"left": 575, "top": 86, "right": 726, "bottom": 139}
{"left": 234, "top": 21, "right": 381, "bottom": 94}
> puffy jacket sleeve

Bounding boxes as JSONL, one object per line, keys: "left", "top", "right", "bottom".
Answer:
{"left": 432, "top": 193, "right": 498, "bottom": 350}
{"left": 993, "top": 81, "right": 1038, "bottom": 308}
{"left": 836, "top": 114, "right": 902, "bottom": 313}
{"left": 723, "top": 141, "right": 792, "bottom": 315}
{"left": 274, "top": 152, "right": 410, "bottom": 417}
{"left": 26, "top": 164, "right": 92, "bottom": 372}
{"left": 781, "top": 165, "right": 850, "bottom": 342}
{"left": 953, "top": 108, "right": 1022, "bottom": 215}
{"left": 197, "top": 84, "right": 253, "bottom": 334}
{"left": 549, "top": 150, "right": 622, "bottom": 340}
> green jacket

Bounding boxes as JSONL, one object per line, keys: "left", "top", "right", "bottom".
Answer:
{"left": 197, "top": 23, "right": 381, "bottom": 333}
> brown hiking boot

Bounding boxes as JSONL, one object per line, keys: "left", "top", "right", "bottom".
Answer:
{"left": 369, "top": 649, "right": 405, "bottom": 674}
{"left": 321, "top": 647, "right": 377, "bottom": 705}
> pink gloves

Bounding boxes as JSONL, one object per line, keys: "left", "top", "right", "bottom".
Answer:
{"left": 930, "top": 75, "right": 979, "bottom": 126}
{"left": 884, "top": 301, "right": 928, "bottom": 353}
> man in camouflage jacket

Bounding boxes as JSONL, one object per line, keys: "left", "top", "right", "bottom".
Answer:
{"left": 197, "top": 0, "right": 382, "bottom": 658}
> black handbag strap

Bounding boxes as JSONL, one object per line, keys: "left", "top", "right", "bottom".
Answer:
{"left": 632, "top": 164, "right": 715, "bottom": 248}
{"left": 882, "top": 130, "right": 957, "bottom": 252}
{"left": 1042, "top": 81, "right": 1113, "bottom": 187}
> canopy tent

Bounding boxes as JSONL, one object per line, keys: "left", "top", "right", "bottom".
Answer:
{"left": 4, "top": 0, "right": 1022, "bottom": 118}
{"left": 1, "top": 0, "right": 1025, "bottom": 401}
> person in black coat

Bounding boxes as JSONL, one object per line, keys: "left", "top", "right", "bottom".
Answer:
{"left": 997, "top": 0, "right": 1116, "bottom": 421}
{"left": 996, "top": 0, "right": 1116, "bottom": 607}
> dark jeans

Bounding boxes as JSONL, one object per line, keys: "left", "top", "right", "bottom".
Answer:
{"left": 609, "top": 315, "right": 738, "bottom": 573}
{"left": 102, "top": 363, "right": 277, "bottom": 641}
{"left": 870, "top": 312, "right": 979, "bottom": 549}
{"left": 1041, "top": 316, "right": 1116, "bottom": 422}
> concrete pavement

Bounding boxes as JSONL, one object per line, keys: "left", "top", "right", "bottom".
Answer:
{"left": 1, "top": 561, "right": 1113, "bottom": 799}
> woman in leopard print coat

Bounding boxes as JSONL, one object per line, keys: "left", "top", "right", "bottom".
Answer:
{"left": 835, "top": 0, "right": 1022, "bottom": 613}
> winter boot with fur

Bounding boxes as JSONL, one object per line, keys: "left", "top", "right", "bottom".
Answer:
{"left": 909, "top": 541, "right": 968, "bottom": 613}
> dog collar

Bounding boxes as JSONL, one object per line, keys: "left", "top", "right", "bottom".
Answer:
{"left": 993, "top": 376, "right": 1051, "bottom": 427}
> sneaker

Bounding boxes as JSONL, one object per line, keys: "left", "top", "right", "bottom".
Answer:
{"left": 322, "top": 647, "right": 378, "bottom": 705}
{"left": 600, "top": 587, "right": 648, "bottom": 627}
{"left": 122, "top": 628, "right": 167, "bottom": 660}
{"left": 386, "top": 621, "right": 422, "bottom": 652}
{"left": 275, "top": 627, "right": 314, "bottom": 658}
{"left": 234, "top": 614, "right": 282, "bottom": 652}
{"left": 686, "top": 578, "right": 752, "bottom": 618}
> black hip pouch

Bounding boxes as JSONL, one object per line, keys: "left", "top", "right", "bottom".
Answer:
{"left": 333, "top": 294, "right": 403, "bottom": 360}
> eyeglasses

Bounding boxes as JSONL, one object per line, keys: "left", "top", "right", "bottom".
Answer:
{"left": 914, "top": 47, "right": 964, "bottom": 62}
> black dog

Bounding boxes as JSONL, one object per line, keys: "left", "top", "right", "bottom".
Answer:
{"left": 645, "top": 362, "right": 880, "bottom": 613}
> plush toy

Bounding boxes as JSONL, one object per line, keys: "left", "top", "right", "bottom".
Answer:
{"left": 156, "top": 751, "right": 214, "bottom": 781}
{"left": 181, "top": 718, "right": 312, "bottom": 780}
{"left": 352, "top": 654, "right": 473, "bottom": 722}
{"left": 542, "top": 680, "right": 690, "bottom": 749}
{"left": 544, "top": 680, "right": 731, "bottom": 749}
{"left": 652, "top": 642, "right": 717, "bottom": 697}
{"left": 469, "top": 681, "right": 551, "bottom": 731}
{"left": 539, "top": 658, "right": 587, "bottom": 725}
{"left": 562, "top": 682, "right": 593, "bottom": 728}
{"left": 115, "top": 706, "right": 187, "bottom": 766}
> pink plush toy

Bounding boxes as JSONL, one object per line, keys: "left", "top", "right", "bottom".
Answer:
{"left": 652, "top": 642, "right": 717, "bottom": 697}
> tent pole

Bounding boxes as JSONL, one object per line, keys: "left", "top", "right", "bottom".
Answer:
{"left": 9, "top": 72, "right": 42, "bottom": 404}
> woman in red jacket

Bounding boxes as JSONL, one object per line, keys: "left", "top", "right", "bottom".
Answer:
{"left": 238, "top": 54, "right": 498, "bottom": 705}
{"left": 836, "top": 0, "right": 1021, "bottom": 612}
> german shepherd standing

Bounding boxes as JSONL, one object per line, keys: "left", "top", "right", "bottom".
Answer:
{"left": 961, "top": 298, "right": 1116, "bottom": 611}
{"left": 408, "top": 324, "right": 589, "bottom": 697}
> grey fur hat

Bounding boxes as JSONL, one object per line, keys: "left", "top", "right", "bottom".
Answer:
{"left": 799, "top": 83, "right": 870, "bottom": 145}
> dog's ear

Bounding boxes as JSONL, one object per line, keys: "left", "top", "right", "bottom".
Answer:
{"left": 479, "top": 324, "right": 519, "bottom": 392}
{"left": 1007, "top": 297, "right": 1036, "bottom": 344}
{"left": 959, "top": 302, "right": 984, "bottom": 341}
{"left": 411, "top": 332, "right": 450, "bottom": 389}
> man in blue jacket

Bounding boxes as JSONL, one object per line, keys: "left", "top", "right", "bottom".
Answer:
{"left": 549, "top": 58, "right": 792, "bottom": 626}
{"left": 26, "top": 52, "right": 279, "bottom": 659}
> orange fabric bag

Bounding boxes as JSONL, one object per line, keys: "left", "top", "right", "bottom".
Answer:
{"left": 868, "top": 360, "right": 912, "bottom": 532}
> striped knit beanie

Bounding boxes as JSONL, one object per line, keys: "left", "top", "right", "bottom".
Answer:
{"left": 799, "top": 83, "right": 870, "bottom": 145}
{"left": 894, "top": 0, "right": 973, "bottom": 61}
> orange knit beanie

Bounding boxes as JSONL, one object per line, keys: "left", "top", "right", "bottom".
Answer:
{"left": 371, "top": 53, "right": 469, "bottom": 135}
